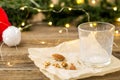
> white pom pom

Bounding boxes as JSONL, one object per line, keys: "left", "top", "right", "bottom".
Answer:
{"left": 2, "top": 26, "right": 21, "bottom": 47}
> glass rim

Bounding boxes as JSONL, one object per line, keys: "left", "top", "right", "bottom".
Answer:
{"left": 78, "top": 22, "right": 115, "bottom": 32}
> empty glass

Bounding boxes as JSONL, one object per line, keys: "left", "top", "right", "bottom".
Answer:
{"left": 78, "top": 22, "right": 115, "bottom": 67}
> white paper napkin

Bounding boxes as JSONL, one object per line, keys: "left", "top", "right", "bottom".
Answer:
{"left": 28, "top": 39, "right": 120, "bottom": 80}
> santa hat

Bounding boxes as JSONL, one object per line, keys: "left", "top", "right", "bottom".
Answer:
{"left": 0, "top": 7, "right": 11, "bottom": 41}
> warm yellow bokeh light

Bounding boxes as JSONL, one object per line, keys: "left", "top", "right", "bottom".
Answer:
{"left": 20, "top": 7, "right": 25, "bottom": 10}
{"left": 20, "top": 6, "right": 27, "bottom": 10}
{"left": 21, "top": 22, "right": 25, "bottom": 26}
{"left": 59, "top": 30, "right": 63, "bottom": 33}
{"left": 68, "top": 7, "right": 72, "bottom": 11}
{"left": 65, "top": 23, "right": 70, "bottom": 28}
{"left": 116, "top": 18, "right": 120, "bottom": 22}
{"left": 115, "top": 30, "right": 119, "bottom": 34}
{"left": 37, "top": 9, "right": 41, "bottom": 12}
{"left": 50, "top": 4, "right": 54, "bottom": 8}
{"left": 76, "top": 0, "right": 84, "bottom": 4}
{"left": 48, "top": 21, "right": 52, "bottom": 26}
{"left": 90, "top": 23, "right": 93, "bottom": 27}
{"left": 19, "top": 27, "right": 23, "bottom": 31}
{"left": 7, "top": 62, "right": 13, "bottom": 67}
{"left": 93, "top": 22, "right": 97, "bottom": 26}
{"left": 90, "top": 22, "right": 97, "bottom": 27}
{"left": 41, "top": 41, "right": 46, "bottom": 44}
{"left": 91, "top": 0, "right": 96, "bottom": 4}
{"left": 113, "top": 7, "right": 117, "bottom": 11}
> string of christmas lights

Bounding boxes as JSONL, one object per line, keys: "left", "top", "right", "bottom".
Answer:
{"left": 19, "top": 4, "right": 119, "bottom": 35}
{"left": 19, "top": 5, "right": 90, "bottom": 27}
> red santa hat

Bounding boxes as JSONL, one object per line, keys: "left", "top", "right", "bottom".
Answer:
{"left": 0, "top": 7, "right": 11, "bottom": 41}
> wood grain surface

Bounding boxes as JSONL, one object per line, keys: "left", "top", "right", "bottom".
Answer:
{"left": 0, "top": 23, "right": 120, "bottom": 80}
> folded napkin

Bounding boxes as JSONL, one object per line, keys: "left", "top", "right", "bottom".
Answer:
{"left": 28, "top": 39, "right": 120, "bottom": 80}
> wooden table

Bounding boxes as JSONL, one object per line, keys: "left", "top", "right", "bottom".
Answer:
{"left": 0, "top": 23, "right": 120, "bottom": 80}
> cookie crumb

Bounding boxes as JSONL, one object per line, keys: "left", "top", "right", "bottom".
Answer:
{"left": 53, "top": 63, "right": 61, "bottom": 68}
{"left": 61, "top": 62, "right": 68, "bottom": 68}
{"left": 44, "top": 61, "right": 51, "bottom": 68}
{"left": 69, "top": 63, "right": 77, "bottom": 70}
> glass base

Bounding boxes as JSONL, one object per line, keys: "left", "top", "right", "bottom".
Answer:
{"left": 80, "top": 54, "right": 111, "bottom": 68}
{"left": 83, "top": 60, "right": 111, "bottom": 68}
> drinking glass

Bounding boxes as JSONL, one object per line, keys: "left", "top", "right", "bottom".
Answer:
{"left": 78, "top": 22, "right": 115, "bottom": 67}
